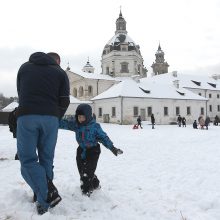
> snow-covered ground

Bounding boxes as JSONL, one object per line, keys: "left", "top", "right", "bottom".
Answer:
{"left": 0, "top": 123, "right": 220, "bottom": 220}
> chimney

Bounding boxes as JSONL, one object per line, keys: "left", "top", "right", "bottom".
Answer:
{"left": 172, "top": 71, "right": 177, "bottom": 77}
{"left": 173, "top": 80, "right": 179, "bottom": 88}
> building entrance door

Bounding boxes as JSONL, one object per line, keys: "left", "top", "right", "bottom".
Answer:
{"left": 140, "top": 109, "right": 146, "bottom": 121}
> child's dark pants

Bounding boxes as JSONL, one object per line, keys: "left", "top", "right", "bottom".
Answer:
{"left": 76, "top": 144, "right": 101, "bottom": 194}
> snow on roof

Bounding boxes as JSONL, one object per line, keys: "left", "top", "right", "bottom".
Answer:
{"left": 1, "top": 101, "right": 18, "bottom": 112}
{"left": 92, "top": 77, "right": 207, "bottom": 101}
{"left": 139, "top": 81, "right": 207, "bottom": 100}
{"left": 69, "top": 95, "right": 92, "bottom": 104}
{"left": 91, "top": 79, "right": 146, "bottom": 100}
{"left": 67, "top": 70, "right": 117, "bottom": 81}
{"left": 141, "top": 72, "right": 220, "bottom": 91}
{"left": 179, "top": 74, "right": 220, "bottom": 90}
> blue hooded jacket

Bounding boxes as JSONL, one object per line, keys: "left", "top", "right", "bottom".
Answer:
{"left": 59, "top": 104, "right": 114, "bottom": 159}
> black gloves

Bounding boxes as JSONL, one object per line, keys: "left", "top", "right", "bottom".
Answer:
{"left": 110, "top": 146, "right": 123, "bottom": 156}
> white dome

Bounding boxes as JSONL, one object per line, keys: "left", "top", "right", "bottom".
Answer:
{"left": 103, "top": 33, "right": 140, "bottom": 55}
{"left": 107, "top": 33, "right": 136, "bottom": 46}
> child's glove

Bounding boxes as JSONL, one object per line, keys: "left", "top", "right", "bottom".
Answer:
{"left": 110, "top": 146, "right": 123, "bottom": 156}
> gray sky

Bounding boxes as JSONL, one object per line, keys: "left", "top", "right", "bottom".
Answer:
{"left": 0, "top": 0, "right": 220, "bottom": 97}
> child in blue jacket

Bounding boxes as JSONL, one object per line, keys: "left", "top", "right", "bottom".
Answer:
{"left": 59, "top": 104, "right": 123, "bottom": 196}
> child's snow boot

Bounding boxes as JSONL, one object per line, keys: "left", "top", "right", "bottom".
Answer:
{"left": 92, "top": 175, "right": 101, "bottom": 190}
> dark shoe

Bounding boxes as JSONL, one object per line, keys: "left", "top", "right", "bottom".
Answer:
{"left": 33, "top": 192, "right": 37, "bottom": 203}
{"left": 82, "top": 189, "right": 93, "bottom": 197}
{"left": 36, "top": 203, "right": 48, "bottom": 215}
{"left": 92, "top": 175, "right": 100, "bottom": 190}
{"left": 15, "top": 153, "right": 19, "bottom": 160}
{"left": 47, "top": 180, "right": 62, "bottom": 208}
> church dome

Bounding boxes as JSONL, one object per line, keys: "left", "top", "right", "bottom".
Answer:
{"left": 103, "top": 33, "right": 140, "bottom": 55}
{"left": 82, "top": 58, "right": 95, "bottom": 73}
{"left": 101, "top": 9, "right": 147, "bottom": 77}
{"left": 102, "top": 10, "right": 141, "bottom": 56}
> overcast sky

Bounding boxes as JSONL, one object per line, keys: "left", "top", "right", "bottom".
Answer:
{"left": 0, "top": 0, "right": 220, "bottom": 97}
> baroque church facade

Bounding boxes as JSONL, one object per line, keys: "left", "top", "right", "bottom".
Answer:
{"left": 66, "top": 11, "right": 220, "bottom": 125}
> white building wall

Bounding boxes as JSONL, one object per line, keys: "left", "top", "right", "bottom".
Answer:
{"left": 93, "top": 97, "right": 206, "bottom": 125}
{"left": 93, "top": 98, "right": 121, "bottom": 124}
{"left": 185, "top": 87, "right": 220, "bottom": 120}
{"left": 69, "top": 78, "right": 116, "bottom": 101}
{"left": 122, "top": 98, "right": 206, "bottom": 124}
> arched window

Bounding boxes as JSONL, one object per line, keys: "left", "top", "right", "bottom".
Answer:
{"left": 88, "top": 86, "right": 93, "bottom": 96}
{"left": 73, "top": 88, "right": 77, "bottom": 97}
{"left": 79, "top": 86, "right": 84, "bottom": 97}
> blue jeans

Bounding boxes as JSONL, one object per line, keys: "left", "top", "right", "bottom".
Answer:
{"left": 17, "top": 115, "right": 59, "bottom": 209}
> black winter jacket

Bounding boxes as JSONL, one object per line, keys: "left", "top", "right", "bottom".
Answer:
{"left": 17, "top": 52, "right": 70, "bottom": 118}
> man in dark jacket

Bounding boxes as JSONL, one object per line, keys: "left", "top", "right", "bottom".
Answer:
{"left": 151, "top": 114, "right": 155, "bottom": 129}
{"left": 177, "top": 115, "right": 182, "bottom": 127}
{"left": 16, "top": 52, "right": 70, "bottom": 215}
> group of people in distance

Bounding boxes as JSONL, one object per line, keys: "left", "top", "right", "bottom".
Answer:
{"left": 133, "top": 113, "right": 218, "bottom": 131}
{"left": 177, "top": 115, "right": 186, "bottom": 127}
{"left": 133, "top": 114, "right": 155, "bottom": 129}
{"left": 9, "top": 52, "right": 123, "bottom": 215}
{"left": 177, "top": 114, "right": 212, "bottom": 130}
{"left": 193, "top": 115, "right": 210, "bottom": 130}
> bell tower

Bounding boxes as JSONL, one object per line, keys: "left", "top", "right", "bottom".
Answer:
{"left": 151, "top": 43, "right": 169, "bottom": 76}
{"left": 82, "top": 57, "right": 95, "bottom": 73}
{"left": 115, "top": 9, "right": 127, "bottom": 35}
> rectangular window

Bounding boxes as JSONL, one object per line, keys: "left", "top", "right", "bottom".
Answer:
{"left": 98, "top": 108, "right": 102, "bottom": 117}
{"left": 112, "top": 107, "right": 116, "bottom": 117}
{"left": 147, "top": 107, "right": 152, "bottom": 117}
{"left": 133, "top": 107, "right": 138, "bottom": 116}
{"left": 187, "top": 106, "right": 191, "bottom": 115}
{"left": 218, "top": 105, "right": 220, "bottom": 112}
{"left": 217, "top": 94, "right": 220, "bottom": 99}
{"left": 120, "top": 62, "right": 129, "bottom": 73}
{"left": 209, "top": 94, "right": 212, "bottom": 98}
{"left": 201, "top": 107, "right": 204, "bottom": 115}
{"left": 176, "top": 107, "right": 180, "bottom": 116}
{"left": 209, "top": 105, "right": 212, "bottom": 112}
{"left": 106, "top": 67, "right": 109, "bottom": 74}
{"left": 88, "top": 86, "right": 93, "bottom": 96}
{"left": 164, "top": 107, "right": 168, "bottom": 116}
{"left": 121, "top": 45, "right": 127, "bottom": 51}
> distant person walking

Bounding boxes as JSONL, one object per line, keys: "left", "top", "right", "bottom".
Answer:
{"left": 214, "top": 115, "right": 219, "bottom": 126}
{"left": 16, "top": 52, "right": 70, "bottom": 215}
{"left": 177, "top": 115, "right": 182, "bottom": 127}
{"left": 205, "top": 116, "right": 210, "bottom": 130}
{"left": 92, "top": 113, "right": 96, "bottom": 121}
{"left": 137, "top": 115, "right": 143, "bottom": 129}
{"left": 182, "top": 117, "right": 186, "bottom": 127}
{"left": 198, "top": 116, "right": 205, "bottom": 129}
{"left": 151, "top": 114, "right": 155, "bottom": 129}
